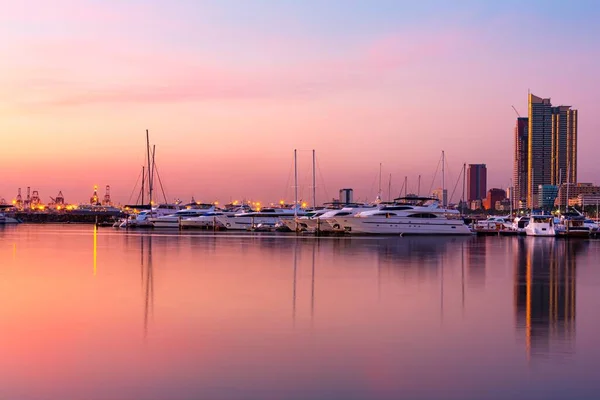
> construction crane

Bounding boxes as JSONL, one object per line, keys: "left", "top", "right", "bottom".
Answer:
{"left": 511, "top": 105, "right": 522, "bottom": 118}
{"left": 102, "top": 185, "right": 112, "bottom": 206}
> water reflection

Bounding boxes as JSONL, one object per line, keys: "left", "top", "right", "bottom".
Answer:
{"left": 142, "top": 235, "right": 154, "bottom": 337}
{"left": 514, "top": 238, "right": 583, "bottom": 360}
{"left": 2, "top": 226, "right": 600, "bottom": 399}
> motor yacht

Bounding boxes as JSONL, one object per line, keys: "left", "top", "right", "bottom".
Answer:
{"left": 555, "top": 214, "right": 591, "bottom": 238}
{"left": 149, "top": 204, "right": 216, "bottom": 228}
{"left": 301, "top": 205, "right": 379, "bottom": 233}
{"left": 214, "top": 207, "right": 305, "bottom": 230}
{"left": 118, "top": 204, "right": 180, "bottom": 228}
{"left": 0, "top": 212, "right": 20, "bottom": 225}
{"left": 330, "top": 197, "right": 471, "bottom": 235}
{"left": 474, "top": 216, "right": 514, "bottom": 232}
{"left": 524, "top": 215, "right": 556, "bottom": 236}
{"left": 180, "top": 206, "right": 251, "bottom": 229}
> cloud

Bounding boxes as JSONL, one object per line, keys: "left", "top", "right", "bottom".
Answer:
{"left": 2, "top": 17, "right": 472, "bottom": 109}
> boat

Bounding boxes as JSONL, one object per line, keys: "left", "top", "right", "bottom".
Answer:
{"left": 473, "top": 216, "right": 515, "bottom": 234}
{"left": 524, "top": 215, "right": 556, "bottom": 237}
{"left": 213, "top": 207, "right": 305, "bottom": 231}
{"left": 584, "top": 219, "right": 599, "bottom": 233}
{"left": 179, "top": 205, "right": 251, "bottom": 229}
{"left": 0, "top": 212, "right": 20, "bottom": 225}
{"left": 512, "top": 215, "right": 530, "bottom": 234}
{"left": 118, "top": 204, "right": 180, "bottom": 228}
{"left": 330, "top": 196, "right": 471, "bottom": 235}
{"left": 555, "top": 214, "right": 591, "bottom": 238}
{"left": 149, "top": 204, "right": 216, "bottom": 228}
{"left": 304, "top": 205, "right": 380, "bottom": 233}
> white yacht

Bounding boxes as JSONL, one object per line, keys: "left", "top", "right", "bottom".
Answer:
{"left": 584, "top": 219, "right": 599, "bottom": 233}
{"left": 512, "top": 215, "right": 530, "bottom": 233}
{"left": 524, "top": 215, "right": 556, "bottom": 237}
{"left": 280, "top": 209, "right": 330, "bottom": 232}
{"left": 474, "top": 216, "right": 514, "bottom": 232}
{"left": 214, "top": 207, "right": 304, "bottom": 231}
{"left": 149, "top": 205, "right": 216, "bottom": 228}
{"left": 0, "top": 212, "right": 20, "bottom": 224}
{"left": 301, "top": 205, "right": 379, "bottom": 233}
{"left": 555, "top": 214, "right": 592, "bottom": 237}
{"left": 180, "top": 206, "right": 251, "bottom": 229}
{"left": 330, "top": 197, "right": 471, "bottom": 235}
{"left": 118, "top": 204, "right": 180, "bottom": 228}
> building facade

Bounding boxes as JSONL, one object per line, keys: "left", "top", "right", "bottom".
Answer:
{"left": 527, "top": 93, "right": 578, "bottom": 208}
{"left": 432, "top": 188, "right": 447, "bottom": 206}
{"left": 555, "top": 183, "right": 600, "bottom": 207}
{"left": 551, "top": 106, "right": 578, "bottom": 185}
{"left": 527, "top": 94, "right": 553, "bottom": 208}
{"left": 513, "top": 117, "right": 528, "bottom": 209}
{"left": 467, "top": 164, "right": 487, "bottom": 202}
{"left": 538, "top": 184, "right": 559, "bottom": 210}
{"left": 483, "top": 188, "right": 506, "bottom": 210}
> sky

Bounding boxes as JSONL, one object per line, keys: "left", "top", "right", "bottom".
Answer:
{"left": 1, "top": 0, "right": 599, "bottom": 205}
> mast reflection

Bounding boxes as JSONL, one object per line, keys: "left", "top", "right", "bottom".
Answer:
{"left": 514, "top": 238, "right": 582, "bottom": 360}
{"left": 141, "top": 234, "right": 154, "bottom": 337}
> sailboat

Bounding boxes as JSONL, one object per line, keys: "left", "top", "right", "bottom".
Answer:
{"left": 118, "top": 130, "right": 179, "bottom": 228}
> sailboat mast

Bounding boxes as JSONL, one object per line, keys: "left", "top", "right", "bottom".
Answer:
{"left": 462, "top": 163, "right": 466, "bottom": 216}
{"left": 378, "top": 163, "right": 382, "bottom": 200}
{"left": 388, "top": 174, "right": 392, "bottom": 202}
{"left": 418, "top": 175, "right": 421, "bottom": 196}
{"left": 404, "top": 176, "right": 408, "bottom": 197}
{"left": 509, "top": 178, "right": 513, "bottom": 218}
{"left": 294, "top": 149, "right": 298, "bottom": 218}
{"left": 312, "top": 149, "right": 316, "bottom": 209}
{"left": 441, "top": 150, "right": 445, "bottom": 207}
{"left": 146, "top": 130, "right": 152, "bottom": 206}
{"left": 141, "top": 166, "right": 145, "bottom": 205}
{"left": 566, "top": 165, "right": 570, "bottom": 213}
{"left": 151, "top": 145, "right": 156, "bottom": 205}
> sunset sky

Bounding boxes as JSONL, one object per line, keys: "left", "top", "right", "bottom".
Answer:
{"left": 1, "top": 0, "right": 599, "bottom": 205}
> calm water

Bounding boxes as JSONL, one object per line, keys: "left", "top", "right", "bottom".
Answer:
{"left": 1, "top": 225, "right": 599, "bottom": 400}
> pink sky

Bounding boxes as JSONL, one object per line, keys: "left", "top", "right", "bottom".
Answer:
{"left": 1, "top": 1, "right": 599, "bottom": 205}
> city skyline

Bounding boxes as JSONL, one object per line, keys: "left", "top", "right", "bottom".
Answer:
{"left": 1, "top": 1, "right": 599, "bottom": 204}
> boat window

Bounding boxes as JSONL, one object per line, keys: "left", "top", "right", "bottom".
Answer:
{"left": 335, "top": 212, "right": 351, "bottom": 216}
{"left": 409, "top": 213, "right": 438, "bottom": 218}
{"left": 382, "top": 206, "right": 413, "bottom": 211}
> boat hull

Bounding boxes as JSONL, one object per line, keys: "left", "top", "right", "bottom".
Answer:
{"left": 334, "top": 217, "right": 472, "bottom": 235}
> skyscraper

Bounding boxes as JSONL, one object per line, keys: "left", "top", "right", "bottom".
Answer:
{"left": 527, "top": 93, "right": 578, "bottom": 208}
{"left": 467, "top": 164, "right": 487, "bottom": 202}
{"left": 513, "top": 117, "right": 528, "bottom": 208}
{"left": 551, "top": 106, "right": 578, "bottom": 185}
{"left": 527, "top": 94, "right": 553, "bottom": 208}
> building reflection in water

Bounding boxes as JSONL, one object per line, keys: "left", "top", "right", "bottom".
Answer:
{"left": 514, "top": 238, "right": 583, "bottom": 360}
